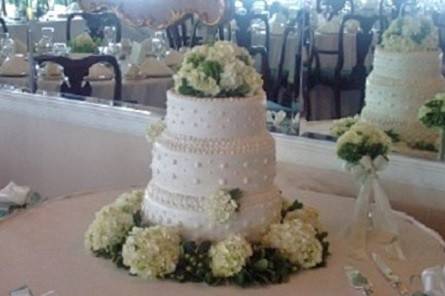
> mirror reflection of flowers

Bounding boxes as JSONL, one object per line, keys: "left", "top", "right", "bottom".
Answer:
{"left": 173, "top": 41, "right": 263, "bottom": 98}
{"left": 336, "top": 122, "right": 392, "bottom": 164}
{"left": 418, "top": 93, "right": 445, "bottom": 160}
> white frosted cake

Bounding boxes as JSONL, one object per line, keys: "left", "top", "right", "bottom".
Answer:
{"left": 361, "top": 49, "right": 445, "bottom": 143}
{"left": 361, "top": 16, "right": 445, "bottom": 144}
{"left": 142, "top": 90, "right": 282, "bottom": 241}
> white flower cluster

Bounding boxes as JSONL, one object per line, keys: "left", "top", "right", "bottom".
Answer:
{"left": 145, "top": 120, "right": 166, "bottom": 143}
{"left": 113, "top": 190, "right": 144, "bottom": 215}
{"left": 418, "top": 93, "right": 445, "bottom": 129}
{"left": 84, "top": 205, "right": 134, "bottom": 254}
{"left": 382, "top": 16, "right": 439, "bottom": 52}
{"left": 262, "top": 219, "right": 322, "bottom": 269}
{"left": 174, "top": 41, "right": 263, "bottom": 98}
{"left": 330, "top": 115, "right": 360, "bottom": 137}
{"left": 70, "top": 32, "right": 98, "bottom": 53}
{"left": 122, "top": 226, "right": 181, "bottom": 279}
{"left": 204, "top": 189, "right": 239, "bottom": 224}
{"left": 284, "top": 207, "right": 323, "bottom": 232}
{"left": 336, "top": 121, "right": 392, "bottom": 164}
{"left": 209, "top": 234, "right": 253, "bottom": 277}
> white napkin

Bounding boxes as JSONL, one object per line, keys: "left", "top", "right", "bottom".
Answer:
{"left": 44, "top": 62, "right": 63, "bottom": 78}
{"left": 164, "top": 50, "right": 184, "bottom": 67}
{"left": 140, "top": 57, "right": 173, "bottom": 77}
{"left": 270, "top": 13, "right": 287, "bottom": 35}
{"left": 125, "top": 64, "right": 142, "bottom": 80}
{"left": 14, "top": 39, "right": 27, "bottom": 54}
{"left": 88, "top": 63, "right": 114, "bottom": 80}
{"left": 0, "top": 181, "right": 30, "bottom": 206}
{"left": 0, "top": 55, "right": 28, "bottom": 76}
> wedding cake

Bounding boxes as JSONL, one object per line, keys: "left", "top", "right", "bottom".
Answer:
{"left": 361, "top": 16, "right": 445, "bottom": 144}
{"left": 85, "top": 41, "right": 329, "bottom": 285}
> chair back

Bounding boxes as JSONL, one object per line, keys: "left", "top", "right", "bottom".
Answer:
{"left": 316, "top": 0, "right": 355, "bottom": 21}
{"left": 191, "top": 20, "right": 232, "bottom": 46}
{"left": 249, "top": 45, "right": 271, "bottom": 99}
{"left": 67, "top": 12, "right": 122, "bottom": 43}
{"left": 0, "top": 17, "right": 8, "bottom": 33}
{"left": 33, "top": 55, "right": 122, "bottom": 102}
{"left": 235, "top": 11, "right": 270, "bottom": 53}
{"left": 166, "top": 15, "right": 194, "bottom": 49}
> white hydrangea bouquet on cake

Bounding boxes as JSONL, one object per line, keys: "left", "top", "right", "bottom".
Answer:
{"left": 381, "top": 15, "right": 438, "bottom": 52}
{"left": 418, "top": 93, "right": 445, "bottom": 160}
{"left": 336, "top": 122, "right": 404, "bottom": 260}
{"left": 84, "top": 41, "right": 330, "bottom": 287}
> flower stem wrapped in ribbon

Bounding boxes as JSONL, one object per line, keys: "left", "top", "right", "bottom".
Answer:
{"left": 418, "top": 93, "right": 445, "bottom": 161}
{"left": 336, "top": 122, "right": 405, "bottom": 260}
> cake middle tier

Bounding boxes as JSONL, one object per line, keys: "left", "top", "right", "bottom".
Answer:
{"left": 151, "top": 131, "right": 276, "bottom": 197}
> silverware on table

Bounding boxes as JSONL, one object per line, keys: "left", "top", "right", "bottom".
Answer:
{"left": 371, "top": 252, "right": 410, "bottom": 296}
{"left": 345, "top": 265, "right": 374, "bottom": 295}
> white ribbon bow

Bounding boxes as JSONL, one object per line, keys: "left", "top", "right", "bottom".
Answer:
{"left": 422, "top": 266, "right": 445, "bottom": 296}
{"left": 344, "top": 155, "right": 405, "bottom": 260}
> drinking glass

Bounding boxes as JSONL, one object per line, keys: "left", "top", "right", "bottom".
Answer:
{"left": 103, "top": 26, "right": 119, "bottom": 55}
{"left": 37, "top": 27, "right": 54, "bottom": 54}
{"left": 0, "top": 33, "right": 15, "bottom": 59}
{"left": 152, "top": 31, "right": 168, "bottom": 59}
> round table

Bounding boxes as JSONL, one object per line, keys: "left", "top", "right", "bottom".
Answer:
{"left": 0, "top": 61, "right": 173, "bottom": 108}
{"left": 0, "top": 188, "right": 443, "bottom": 296}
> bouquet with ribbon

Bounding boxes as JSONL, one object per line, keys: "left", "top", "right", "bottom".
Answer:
{"left": 336, "top": 122, "right": 405, "bottom": 260}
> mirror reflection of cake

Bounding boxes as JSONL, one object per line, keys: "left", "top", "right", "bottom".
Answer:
{"left": 361, "top": 16, "right": 445, "bottom": 145}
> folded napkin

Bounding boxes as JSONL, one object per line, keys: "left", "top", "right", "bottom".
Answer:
{"left": 270, "top": 13, "right": 287, "bottom": 35}
{"left": 164, "top": 50, "right": 184, "bottom": 67}
{"left": 88, "top": 63, "right": 114, "bottom": 80}
{"left": 14, "top": 39, "right": 27, "bottom": 54}
{"left": 125, "top": 64, "right": 142, "bottom": 80}
{"left": 0, "top": 181, "right": 30, "bottom": 206}
{"left": 43, "top": 62, "right": 63, "bottom": 79}
{"left": 129, "top": 38, "right": 154, "bottom": 65}
{"left": 140, "top": 57, "right": 173, "bottom": 77}
{"left": 0, "top": 55, "right": 28, "bottom": 76}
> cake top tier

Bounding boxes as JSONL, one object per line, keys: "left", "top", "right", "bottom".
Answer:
{"left": 381, "top": 16, "right": 439, "bottom": 53}
{"left": 165, "top": 90, "right": 268, "bottom": 139}
{"left": 173, "top": 41, "right": 263, "bottom": 98}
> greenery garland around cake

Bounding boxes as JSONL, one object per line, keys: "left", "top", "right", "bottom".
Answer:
{"left": 84, "top": 190, "right": 330, "bottom": 287}
{"left": 418, "top": 93, "right": 445, "bottom": 160}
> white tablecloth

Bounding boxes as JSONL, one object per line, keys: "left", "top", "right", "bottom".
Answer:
{"left": 0, "top": 61, "right": 173, "bottom": 108}
{"left": 0, "top": 188, "right": 443, "bottom": 295}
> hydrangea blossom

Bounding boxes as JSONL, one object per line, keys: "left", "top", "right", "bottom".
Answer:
{"left": 209, "top": 235, "right": 253, "bottom": 277}
{"left": 284, "top": 207, "right": 323, "bottom": 232}
{"left": 145, "top": 120, "right": 166, "bottom": 143}
{"left": 382, "top": 16, "right": 438, "bottom": 52}
{"left": 113, "top": 190, "right": 144, "bottom": 215}
{"left": 336, "top": 122, "right": 392, "bottom": 163}
{"left": 204, "top": 189, "right": 239, "bottom": 224}
{"left": 84, "top": 205, "right": 134, "bottom": 254}
{"left": 174, "top": 41, "right": 263, "bottom": 98}
{"left": 330, "top": 115, "right": 360, "bottom": 137}
{"left": 418, "top": 93, "right": 445, "bottom": 129}
{"left": 262, "top": 219, "right": 322, "bottom": 269}
{"left": 122, "top": 226, "right": 181, "bottom": 279}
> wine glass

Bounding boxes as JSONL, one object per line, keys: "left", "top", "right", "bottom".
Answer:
{"left": 0, "top": 33, "right": 15, "bottom": 59}
{"left": 152, "top": 31, "right": 168, "bottom": 59}
{"left": 37, "top": 27, "right": 54, "bottom": 54}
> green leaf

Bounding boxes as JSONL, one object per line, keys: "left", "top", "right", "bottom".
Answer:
{"left": 228, "top": 188, "right": 243, "bottom": 201}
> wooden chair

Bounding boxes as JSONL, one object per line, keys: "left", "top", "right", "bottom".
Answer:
{"left": 0, "top": 17, "right": 8, "bottom": 33}
{"left": 166, "top": 15, "right": 194, "bottom": 49}
{"left": 234, "top": 11, "right": 270, "bottom": 53}
{"left": 303, "top": 14, "right": 381, "bottom": 120}
{"left": 67, "top": 12, "right": 122, "bottom": 43}
{"left": 33, "top": 55, "right": 122, "bottom": 102}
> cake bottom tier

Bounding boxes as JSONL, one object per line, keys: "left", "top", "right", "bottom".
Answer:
{"left": 142, "top": 182, "right": 282, "bottom": 241}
